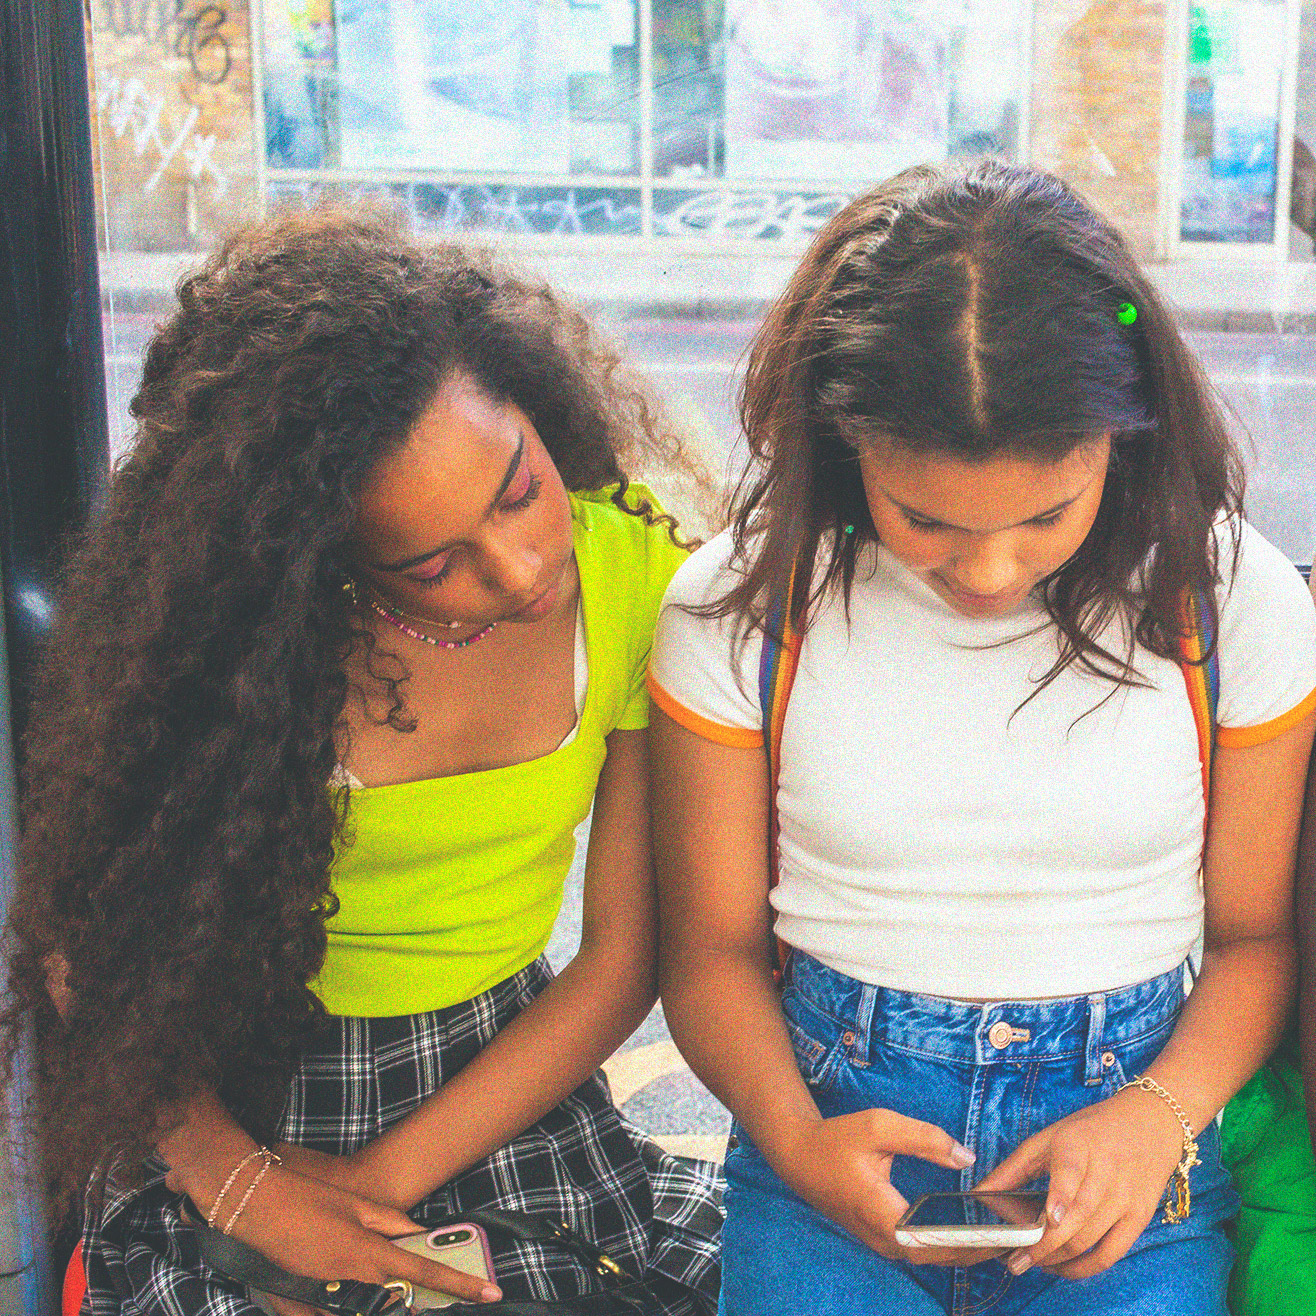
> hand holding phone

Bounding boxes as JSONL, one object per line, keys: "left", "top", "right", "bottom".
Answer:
{"left": 893, "top": 1191, "right": 1048, "bottom": 1248}
{"left": 391, "top": 1225, "right": 496, "bottom": 1310}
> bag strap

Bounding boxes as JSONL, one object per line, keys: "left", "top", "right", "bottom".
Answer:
{"left": 185, "top": 1201, "right": 665, "bottom": 1316}
{"left": 1179, "top": 584, "right": 1220, "bottom": 814}
{"left": 757, "top": 564, "right": 802, "bottom": 979}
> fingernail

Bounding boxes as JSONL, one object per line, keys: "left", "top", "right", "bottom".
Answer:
{"left": 1050, "top": 1202, "right": 1065, "bottom": 1224}
{"left": 951, "top": 1142, "right": 976, "bottom": 1168}
{"left": 1008, "top": 1253, "right": 1032, "bottom": 1276}
{"left": 480, "top": 1286, "right": 502, "bottom": 1303}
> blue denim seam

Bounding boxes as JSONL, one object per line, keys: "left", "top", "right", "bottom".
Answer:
{"left": 1083, "top": 991, "right": 1107, "bottom": 1086}
{"left": 959, "top": 1266, "right": 1014, "bottom": 1315}
{"left": 1018, "top": 1060, "right": 1041, "bottom": 1156}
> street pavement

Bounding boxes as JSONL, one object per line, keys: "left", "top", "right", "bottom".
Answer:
{"left": 100, "top": 302, "right": 1316, "bottom": 1161}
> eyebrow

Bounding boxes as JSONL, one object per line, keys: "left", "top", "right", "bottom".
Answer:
{"left": 882, "top": 479, "right": 1092, "bottom": 534}
{"left": 372, "top": 433, "right": 525, "bottom": 572}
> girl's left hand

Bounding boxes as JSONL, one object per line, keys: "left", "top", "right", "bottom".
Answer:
{"left": 973, "top": 1085, "right": 1185, "bottom": 1279}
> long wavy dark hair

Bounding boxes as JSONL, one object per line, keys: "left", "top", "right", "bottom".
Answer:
{"left": 1, "top": 210, "right": 698, "bottom": 1205}
{"left": 715, "top": 160, "right": 1245, "bottom": 689}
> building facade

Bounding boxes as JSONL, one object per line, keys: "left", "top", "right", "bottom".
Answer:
{"left": 87, "top": 0, "right": 1316, "bottom": 268}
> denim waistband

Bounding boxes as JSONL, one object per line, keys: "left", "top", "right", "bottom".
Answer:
{"left": 784, "top": 951, "right": 1185, "bottom": 1080}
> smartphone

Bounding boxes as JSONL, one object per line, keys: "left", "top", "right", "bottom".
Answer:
{"left": 391, "top": 1224, "right": 496, "bottom": 1310}
{"left": 893, "top": 1191, "right": 1048, "bottom": 1248}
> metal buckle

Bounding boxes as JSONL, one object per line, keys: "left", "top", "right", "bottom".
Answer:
{"left": 595, "top": 1253, "right": 625, "bottom": 1280}
{"left": 383, "top": 1279, "right": 414, "bottom": 1312}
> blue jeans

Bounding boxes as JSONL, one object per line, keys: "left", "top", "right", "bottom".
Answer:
{"left": 720, "top": 953, "right": 1237, "bottom": 1316}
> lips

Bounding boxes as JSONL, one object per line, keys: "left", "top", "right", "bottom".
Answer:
{"left": 933, "top": 573, "right": 1023, "bottom": 615}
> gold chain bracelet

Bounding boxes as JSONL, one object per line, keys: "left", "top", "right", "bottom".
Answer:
{"left": 1119, "top": 1076, "right": 1201, "bottom": 1223}
{"left": 205, "top": 1146, "right": 282, "bottom": 1233}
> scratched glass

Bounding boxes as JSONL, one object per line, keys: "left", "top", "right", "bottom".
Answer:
{"left": 82, "top": 3, "right": 1316, "bottom": 559}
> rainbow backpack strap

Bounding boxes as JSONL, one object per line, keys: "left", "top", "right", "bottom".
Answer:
{"left": 758, "top": 564, "right": 803, "bottom": 976}
{"left": 1179, "top": 584, "right": 1220, "bottom": 812}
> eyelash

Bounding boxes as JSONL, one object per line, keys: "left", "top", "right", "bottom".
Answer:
{"left": 409, "top": 475, "right": 543, "bottom": 588}
{"left": 903, "top": 510, "right": 1066, "bottom": 533}
{"left": 504, "top": 473, "right": 542, "bottom": 512}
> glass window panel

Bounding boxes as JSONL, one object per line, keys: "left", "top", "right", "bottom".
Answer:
{"left": 1180, "top": 0, "right": 1289, "bottom": 244}
{"left": 1291, "top": 1, "right": 1314, "bottom": 258}
{"left": 653, "top": 0, "right": 1029, "bottom": 183}
{"left": 263, "top": 0, "right": 640, "bottom": 176}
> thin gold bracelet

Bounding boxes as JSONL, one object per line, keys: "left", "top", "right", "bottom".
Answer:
{"left": 221, "top": 1148, "right": 282, "bottom": 1236}
{"left": 206, "top": 1149, "right": 263, "bottom": 1228}
{"left": 1119, "top": 1076, "right": 1201, "bottom": 1223}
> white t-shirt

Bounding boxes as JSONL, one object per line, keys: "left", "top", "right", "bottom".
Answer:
{"left": 648, "top": 521, "right": 1316, "bottom": 999}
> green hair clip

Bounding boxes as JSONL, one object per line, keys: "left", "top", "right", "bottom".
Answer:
{"left": 1116, "top": 302, "right": 1138, "bottom": 326}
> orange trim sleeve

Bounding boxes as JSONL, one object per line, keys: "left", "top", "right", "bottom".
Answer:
{"left": 1217, "top": 684, "right": 1316, "bottom": 749}
{"left": 646, "top": 671, "right": 764, "bottom": 749}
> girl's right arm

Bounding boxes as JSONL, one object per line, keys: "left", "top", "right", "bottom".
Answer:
{"left": 650, "top": 708, "right": 983, "bottom": 1265}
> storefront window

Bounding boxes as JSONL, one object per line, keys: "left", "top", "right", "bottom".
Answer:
{"left": 1179, "top": 0, "right": 1300, "bottom": 248}
{"left": 261, "top": 0, "right": 1030, "bottom": 243}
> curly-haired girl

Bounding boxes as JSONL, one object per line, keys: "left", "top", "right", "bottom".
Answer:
{"left": 2, "top": 211, "right": 721, "bottom": 1313}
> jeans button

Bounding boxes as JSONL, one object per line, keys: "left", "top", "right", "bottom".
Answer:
{"left": 988, "top": 1021, "right": 1014, "bottom": 1050}
{"left": 842, "top": 1030, "right": 856, "bottom": 1046}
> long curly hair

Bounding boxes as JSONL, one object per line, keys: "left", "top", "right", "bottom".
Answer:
{"left": 713, "top": 160, "right": 1245, "bottom": 693}
{"left": 1, "top": 209, "right": 699, "bottom": 1205}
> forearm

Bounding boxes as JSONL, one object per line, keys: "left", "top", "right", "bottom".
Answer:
{"left": 353, "top": 942, "right": 656, "bottom": 1207}
{"left": 156, "top": 1089, "right": 261, "bottom": 1212}
{"left": 660, "top": 940, "right": 820, "bottom": 1174}
{"left": 1142, "top": 931, "right": 1296, "bottom": 1135}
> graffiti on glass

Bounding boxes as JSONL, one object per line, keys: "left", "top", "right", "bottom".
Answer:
{"left": 102, "top": 0, "right": 232, "bottom": 85}
{"left": 271, "top": 181, "right": 644, "bottom": 238}
{"left": 97, "top": 73, "right": 229, "bottom": 199}
{"left": 656, "top": 190, "right": 851, "bottom": 240}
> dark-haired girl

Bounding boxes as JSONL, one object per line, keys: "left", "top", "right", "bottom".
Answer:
{"left": 649, "top": 161, "right": 1316, "bottom": 1314}
{"left": 2, "top": 214, "right": 720, "bottom": 1313}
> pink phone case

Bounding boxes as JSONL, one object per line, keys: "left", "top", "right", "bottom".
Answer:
{"left": 391, "top": 1223, "right": 496, "bottom": 1310}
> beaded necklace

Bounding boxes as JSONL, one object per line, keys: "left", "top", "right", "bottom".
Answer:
{"left": 346, "top": 579, "right": 499, "bottom": 650}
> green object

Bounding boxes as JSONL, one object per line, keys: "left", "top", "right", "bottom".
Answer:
{"left": 1221, "top": 1030, "right": 1316, "bottom": 1314}
{"left": 843, "top": 524, "right": 855, "bottom": 535}
{"left": 1117, "top": 302, "right": 1139, "bottom": 326}
{"left": 311, "top": 485, "right": 689, "bottom": 1016}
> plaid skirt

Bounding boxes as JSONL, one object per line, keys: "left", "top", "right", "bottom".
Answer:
{"left": 82, "top": 958, "right": 722, "bottom": 1316}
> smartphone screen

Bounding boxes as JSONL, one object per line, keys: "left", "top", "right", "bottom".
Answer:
{"left": 903, "top": 1191, "right": 1047, "bottom": 1230}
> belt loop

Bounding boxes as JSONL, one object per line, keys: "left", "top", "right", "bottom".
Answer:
{"left": 853, "top": 982, "right": 879, "bottom": 1058}
{"left": 1083, "top": 993, "right": 1106, "bottom": 1086}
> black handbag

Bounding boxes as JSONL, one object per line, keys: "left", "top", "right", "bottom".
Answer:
{"left": 185, "top": 1201, "right": 670, "bottom": 1315}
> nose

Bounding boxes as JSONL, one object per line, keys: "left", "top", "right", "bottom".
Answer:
{"left": 951, "top": 536, "right": 1021, "bottom": 597}
{"left": 483, "top": 533, "right": 542, "bottom": 600}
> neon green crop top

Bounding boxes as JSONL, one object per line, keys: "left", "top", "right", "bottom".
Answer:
{"left": 310, "top": 486, "right": 689, "bottom": 1017}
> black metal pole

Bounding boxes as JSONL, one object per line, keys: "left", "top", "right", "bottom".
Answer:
{"left": 1, "top": 0, "right": 110, "bottom": 729}
{"left": 1, "top": 0, "right": 110, "bottom": 1311}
